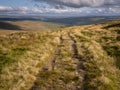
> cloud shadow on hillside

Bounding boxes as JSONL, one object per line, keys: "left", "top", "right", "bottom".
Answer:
{"left": 0, "top": 22, "right": 22, "bottom": 30}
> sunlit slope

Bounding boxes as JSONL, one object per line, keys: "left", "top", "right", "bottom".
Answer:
{"left": 0, "top": 21, "right": 120, "bottom": 90}
{"left": 0, "top": 21, "right": 65, "bottom": 35}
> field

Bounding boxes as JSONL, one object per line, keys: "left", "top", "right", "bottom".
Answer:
{"left": 0, "top": 20, "right": 120, "bottom": 90}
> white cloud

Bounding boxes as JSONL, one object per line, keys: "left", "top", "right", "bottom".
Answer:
{"left": 0, "top": 6, "right": 13, "bottom": 10}
{"left": 19, "top": 7, "right": 28, "bottom": 11}
{"left": 0, "top": 5, "right": 120, "bottom": 15}
{"left": 18, "top": 7, "right": 29, "bottom": 14}
{"left": 0, "top": 6, "right": 29, "bottom": 14}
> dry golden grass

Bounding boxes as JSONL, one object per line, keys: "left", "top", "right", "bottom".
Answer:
{"left": 0, "top": 20, "right": 120, "bottom": 90}
{"left": 0, "top": 31, "right": 61, "bottom": 90}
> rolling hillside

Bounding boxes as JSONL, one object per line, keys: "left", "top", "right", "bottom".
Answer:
{"left": 0, "top": 21, "right": 65, "bottom": 35}
{"left": 0, "top": 21, "right": 120, "bottom": 90}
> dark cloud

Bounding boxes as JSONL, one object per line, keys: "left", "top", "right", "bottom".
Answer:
{"left": 33, "top": 0, "right": 120, "bottom": 8}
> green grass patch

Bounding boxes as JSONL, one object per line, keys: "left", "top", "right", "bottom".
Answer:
{"left": 102, "top": 36, "right": 115, "bottom": 41}
{"left": 0, "top": 50, "right": 15, "bottom": 74}
{"left": 115, "top": 29, "right": 120, "bottom": 34}
{"left": 103, "top": 46, "right": 120, "bottom": 56}
{"left": 81, "top": 31, "right": 93, "bottom": 36}
{"left": 59, "top": 75, "right": 79, "bottom": 84}
{"left": 11, "top": 47, "right": 28, "bottom": 55}
{"left": 75, "top": 35, "right": 90, "bottom": 42}
{"left": 0, "top": 47, "right": 28, "bottom": 74}
{"left": 104, "top": 46, "right": 120, "bottom": 68}
{"left": 65, "top": 67, "right": 76, "bottom": 72}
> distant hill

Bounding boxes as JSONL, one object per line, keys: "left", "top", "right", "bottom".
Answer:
{"left": 0, "top": 21, "right": 120, "bottom": 90}
{"left": 0, "top": 21, "right": 65, "bottom": 35}
{"left": 0, "top": 16, "right": 120, "bottom": 26}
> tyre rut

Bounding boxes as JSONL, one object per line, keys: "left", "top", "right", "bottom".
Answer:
{"left": 29, "top": 35, "right": 64, "bottom": 90}
{"left": 68, "top": 32, "right": 85, "bottom": 90}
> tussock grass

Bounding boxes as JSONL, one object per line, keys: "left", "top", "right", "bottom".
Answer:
{"left": 65, "top": 21, "right": 120, "bottom": 90}
{"left": 0, "top": 21, "right": 120, "bottom": 90}
{"left": 0, "top": 31, "right": 61, "bottom": 90}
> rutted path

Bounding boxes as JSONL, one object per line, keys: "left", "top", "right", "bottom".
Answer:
{"left": 29, "top": 35, "right": 64, "bottom": 90}
{"left": 51, "top": 35, "right": 63, "bottom": 71}
{"left": 29, "top": 32, "right": 86, "bottom": 90}
{"left": 68, "top": 33, "right": 85, "bottom": 90}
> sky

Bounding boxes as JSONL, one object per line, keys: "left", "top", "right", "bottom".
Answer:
{"left": 0, "top": 0, "right": 120, "bottom": 16}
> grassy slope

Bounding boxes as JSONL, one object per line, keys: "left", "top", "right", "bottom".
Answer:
{"left": 0, "top": 21, "right": 120, "bottom": 90}
{"left": 0, "top": 21, "right": 65, "bottom": 35}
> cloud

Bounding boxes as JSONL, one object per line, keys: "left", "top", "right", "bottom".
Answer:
{"left": 0, "top": 6, "right": 13, "bottom": 11}
{"left": 0, "top": 6, "right": 29, "bottom": 15}
{"left": 0, "top": 0, "right": 120, "bottom": 16}
{"left": 0, "top": 5, "right": 120, "bottom": 16}
{"left": 33, "top": 0, "right": 120, "bottom": 8}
